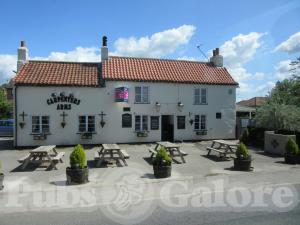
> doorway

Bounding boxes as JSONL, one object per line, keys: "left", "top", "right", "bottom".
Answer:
{"left": 161, "top": 115, "right": 174, "bottom": 142}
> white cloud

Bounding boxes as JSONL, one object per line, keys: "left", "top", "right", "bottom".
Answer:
{"left": 274, "top": 59, "right": 293, "bottom": 80}
{"left": 112, "top": 25, "right": 196, "bottom": 58}
{"left": 217, "top": 32, "right": 266, "bottom": 99}
{"left": 0, "top": 55, "right": 17, "bottom": 84}
{"left": 255, "top": 81, "right": 275, "bottom": 94}
{"left": 34, "top": 47, "right": 101, "bottom": 62}
{"left": 274, "top": 31, "right": 300, "bottom": 54}
{"left": 177, "top": 56, "right": 198, "bottom": 61}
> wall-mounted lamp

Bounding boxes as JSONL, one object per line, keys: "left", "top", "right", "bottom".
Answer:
{"left": 178, "top": 102, "right": 184, "bottom": 111}
{"left": 19, "top": 111, "right": 27, "bottom": 129}
{"left": 155, "top": 102, "right": 161, "bottom": 112}
{"left": 99, "top": 111, "right": 107, "bottom": 128}
{"left": 60, "top": 111, "right": 68, "bottom": 128}
{"left": 189, "top": 119, "right": 194, "bottom": 125}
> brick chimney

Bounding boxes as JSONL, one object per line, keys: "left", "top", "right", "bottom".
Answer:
{"left": 101, "top": 36, "right": 108, "bottom": 61}
{"left": 17, "top": 41, "right": 29, "bottom": 71}
{"left": 210, "top": 48, "right": 223, "bottom": 67}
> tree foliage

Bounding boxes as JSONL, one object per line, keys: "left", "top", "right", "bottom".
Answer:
{"left": 256, "top": 58, "right": 300, "bottom": 132}
{"left": 0, "top": 88, "right": 12, "bottom": 119}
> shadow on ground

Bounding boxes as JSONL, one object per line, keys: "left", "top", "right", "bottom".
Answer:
{"left": 201, "top": 154, "right": 232, "bottom": 162}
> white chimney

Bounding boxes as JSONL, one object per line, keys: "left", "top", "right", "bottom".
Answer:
{"left": 101, "top": 36, "right": 108, "bottom": 61}
{"left": 210, "top": 48, "right": 223, "bottom": 67}
{"left": 17, "top": 41, "right": 29, "bottom": 71}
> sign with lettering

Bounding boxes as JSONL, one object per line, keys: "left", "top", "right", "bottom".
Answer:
{"left": 47, "top": 92, "right": 81, "bottom": 110}
{"left": 115, "top": 87, "right": 129, "bottom": 102}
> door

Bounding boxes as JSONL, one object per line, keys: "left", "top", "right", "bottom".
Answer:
{"left": 161, "top": 115, "right": 174, "bottom": 142}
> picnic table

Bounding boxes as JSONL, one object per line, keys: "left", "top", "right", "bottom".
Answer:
{"left": 18, "top": 145, "right": 65, "bottom": 170}
{"left": 149, "top": 141, "right": 187, "bottom": 163}
{"left": 95, "top": 144, "right": 129, "bottom": 167}
{"left": 206, "top": 139, "right": 238, "bottom": 158}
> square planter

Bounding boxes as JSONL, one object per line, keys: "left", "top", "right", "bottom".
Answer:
{"left": 196, "top": 130, "right": 207, "bottom": 135}
{"left": 137, "top": 131, "right": 148, "bottom": 137}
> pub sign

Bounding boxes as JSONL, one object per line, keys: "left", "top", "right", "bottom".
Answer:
{"left": 115, "top": 87, "right": 129, "bottom": 102}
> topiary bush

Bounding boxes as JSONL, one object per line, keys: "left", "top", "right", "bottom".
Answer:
{"left": 153, "top": 147, "right": 172, "bottom": 166}
{"left": 285, "top": 138, "right": 299, "bottom": 155}
{"left": 236, "top": 142, "right": 250, "bottom": 160}
{"left": 70, "top": 144, "right": 87, "bottom": 168}
{"left": 239, "top": 128, "right": 249, "bottom": 145}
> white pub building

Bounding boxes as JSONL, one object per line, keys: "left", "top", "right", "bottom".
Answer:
{"left": 13, "top": 37, "right": 238, "bottom": 147}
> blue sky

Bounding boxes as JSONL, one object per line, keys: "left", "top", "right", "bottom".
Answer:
{"left": 0, "top": 0, "right": 300, "bottom": 101}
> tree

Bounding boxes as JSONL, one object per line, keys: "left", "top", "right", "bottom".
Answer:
{"left": 0, "top": 88, "right": 12, "bottom": 119}
{"left": 256, "top": 67, "right": 300, "bottom": 132}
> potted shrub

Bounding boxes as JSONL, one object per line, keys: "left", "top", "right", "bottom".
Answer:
{"left": 0, "top": 161, "right": 4, "bottom": 190}
{"left": 284, "top": 138, "right": 300, "bottom": 164}
{"left": 66, "top": 144, "right": 89, "bottom": 185}
{"left": 239, "top": 128, "right": 249, "bottom": 145}
{"left": 153, "top": 147, "right": 172, "bottom": 178}
{"left": 234, "top": 143, "right": 252, "bottom": 171}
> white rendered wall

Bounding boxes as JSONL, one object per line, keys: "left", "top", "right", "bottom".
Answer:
{"left": 15, "top": 81, "right": 236, "bottom": 146}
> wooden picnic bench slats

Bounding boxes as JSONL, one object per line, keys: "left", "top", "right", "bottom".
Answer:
{"left": 52, "top": 152, "right": 65, "bottom": 162}
{"left": 18, "top": 154, "right": 30, "bottom": 163}
{"left": 120, "top": 149, "right": 130, "bottom": 159}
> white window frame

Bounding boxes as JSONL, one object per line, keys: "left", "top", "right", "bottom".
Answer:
{"left": 135, "top": 115, "right": 148, "bottom": 131}
{"left": 32, "top": 116, "right": 50, "bottom": 134}
{"left": 78, "top": 115, "right": 96, "bottom": 133}
{"left": 194, "top": 114, "right": 207, "bottom": 131}
{"left": 135, "top": 86, "right": 150, "bottom": 104}
{"left": 194, "top": 88, "right": 207, "bottom": 105}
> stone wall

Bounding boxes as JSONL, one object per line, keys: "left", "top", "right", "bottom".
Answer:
{"left": 264, "top": 131, "right": 296, "bottom": 155}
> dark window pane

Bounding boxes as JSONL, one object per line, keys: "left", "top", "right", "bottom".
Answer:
{"left": 216, "top": 112, "right": 221, "bottom": 119}
{"left": 122, "top": 114, "right": 132, "bottom": 128}
{"left": 135, "top": 115, "right": 141, "bottom": 131}
{"left": 151, "top": 116, "right": 159, "bottom": 130}
{"left": 177, "top": 116, "right": 185, "bottom": 129}
{"left": 142, "top": 115, "right": 148, "bottom": 131}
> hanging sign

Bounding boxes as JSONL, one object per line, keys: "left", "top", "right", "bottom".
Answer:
{"left": 115, "top": 87, "right": 129, "bottom": 102}
{"left": 46, "top": 92, "right": 81, "bottom": 110}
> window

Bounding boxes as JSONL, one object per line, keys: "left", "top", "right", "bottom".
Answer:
{"left": 135, "top": 86, "right": 149, "bottom": 103}
{"left": 194, "top": 114, "right": 206, "bottom": 130}
{"left": 200, "top": 115, "right": 206, "bottom": 130}
{"left": 151, "top": 116, "right": 159, "bottom": 130}
{"left": 194, "top": 88, "right": 207, "bottom": 104}
{"left": 122, "top": 113, "right": 132, "bottom": 128}
{"left": 177, "top": 116, "right": 185, "bottom": 129}
{"left": 123, "top": 107, "right": 131, "bottom": 112}
{"left": 216, "top": 112, "right": 222, "bottom": 119}
{"left": 32, "top": 116, "right": 50, "bottom": 134}
{"left": 79, "top": 115, "right": 95, "bottom": 133}
{"left": 135, "top": 115, "right": 148, "bottom": 131}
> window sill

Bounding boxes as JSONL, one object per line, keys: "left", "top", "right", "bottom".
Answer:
{"left": 194, "top": 103, "right": 208, "bottom": 105}
{"left": 77, "top": 132, "right": 97, "bottom": 134}
{"left": 134, "top": 102, "right": 151, "bottom": 104}
{"left": 30, "top": 133, "right": 51, "bottom": 135}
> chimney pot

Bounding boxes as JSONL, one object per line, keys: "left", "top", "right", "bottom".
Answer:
{"left": 213, "top": 49, "right": 216, "bottom": 56}
{"left": 215, "top": 48, "right": 219, "bottom": 55}
{"left": 20, "top": 41, "right": 25, "bottom": 47}
{"left": 102, "top": 36, "right": 107, "bottom": 47}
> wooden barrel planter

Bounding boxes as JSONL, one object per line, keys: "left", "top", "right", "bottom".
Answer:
{"left": 66, "top": 166, "right": 89, "bottom": 185}
{"left": 234, "top": 158, "right": 252, "bottom": 171}
{"left": 153, "top": 165, "right": 171, "bottom": 178}
{"left": 284, "top": 154, "right": 300, "bottom": 164}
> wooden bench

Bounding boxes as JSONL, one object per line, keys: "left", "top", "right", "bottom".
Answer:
{"left": 52, "top": 152, "right": 65, "bottom": 163}
{"left": 206, "top": 147, "right": 227, "bottom": 157}
{"left": 18, "top": 154, "right": 30, "bottom": 163}
{"left": 120, "top": 149, "right": 130, "bottom": 159}
{"left": 94, "top": 151, "right": 100, "bottom": 160}
{"left": 148, "top": 148, "right": 157, "bottom": 158}
{"left": 179, "top": 149, "right": 187, "bottom": 156}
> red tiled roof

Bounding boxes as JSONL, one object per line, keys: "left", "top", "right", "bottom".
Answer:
{"left": 103, "top": 56, "right": 238, "bottom": 85}
{"left": 14, "top": 57, "right": 238, "bottom": 86}
{"left": 237, "top": 97, "right": 268, "bottom": 107}
{"left": 14, "top": 61, "right": 100, "bottom": 86}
